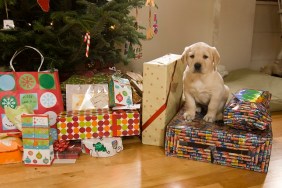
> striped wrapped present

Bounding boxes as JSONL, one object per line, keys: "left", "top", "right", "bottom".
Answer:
{"left": 165, "top": 107, "right": 272, "bottom": 173}
{"left": 223, "top": 89, "right": 272, "bottom": 131}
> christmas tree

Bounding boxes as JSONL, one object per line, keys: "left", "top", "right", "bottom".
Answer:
{"left": 0, "top": 0, "right": 146, "bottom": 74}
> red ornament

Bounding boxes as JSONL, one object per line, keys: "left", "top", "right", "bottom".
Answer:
{"left": 116, "top": 93, "right": 123, "bottom": 102}
{"left": 37, "top": 0, "right": 50, "bottom": 12}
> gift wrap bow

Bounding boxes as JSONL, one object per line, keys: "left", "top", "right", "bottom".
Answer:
{"left": 53, "top": 140, "right": 70, "bottom": 152}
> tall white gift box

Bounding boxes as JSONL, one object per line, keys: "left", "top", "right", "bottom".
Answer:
{"left": 142, "top": 54, "right": 186, "bottom": 146}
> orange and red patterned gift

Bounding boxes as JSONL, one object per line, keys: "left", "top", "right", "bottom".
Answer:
{"left": 57, "top": 109, "right": 140, "bottom": 140}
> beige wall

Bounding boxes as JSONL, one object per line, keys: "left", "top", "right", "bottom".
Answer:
{"left": 250, "top": 1, "right": 281, "bottom": 71}
{"left": 117, "top": 0, "right": 216, "bottom": 73}
{"left": 117, "top": 0, "right": 274, "bottom": 74}
{"left": 216, "top": 0, "right": 256, "bottom": 71}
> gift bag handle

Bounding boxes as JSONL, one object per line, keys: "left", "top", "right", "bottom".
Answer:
{"left": 9, "top": 45, "right": 44, "bottom": 72}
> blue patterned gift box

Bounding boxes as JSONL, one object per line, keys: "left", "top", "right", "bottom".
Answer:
{"left": 165, "top": 107, "right": 272, "bottom": 173}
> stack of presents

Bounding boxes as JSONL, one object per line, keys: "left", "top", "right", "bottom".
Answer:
{"left": 0, "top": 52, "right": 273, "bottom": 173}
{"left": 142, "top": 54, "right": 273, "bottom": 173}
{"left": 0, "top": 62, "right": 141, "bottom": 165}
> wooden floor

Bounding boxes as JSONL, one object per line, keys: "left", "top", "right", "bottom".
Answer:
{"left": 1, "top": 112, "right": 282, "bottom": 188}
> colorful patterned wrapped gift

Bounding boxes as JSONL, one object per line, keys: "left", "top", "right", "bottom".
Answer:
{"left": 224, "top": 89, "right": 272, "bottom": 131}
{"left": 21, "top": 114, "right": 54, "bottom": 166}
{"left": 142, "top": 54, "right": 185, "bottom": 146}
{"left": 57, "top": 109, "right": 140, "bottom": 140}
{"left": 165, "top": 108, "right": 272, "bottom": 173}
{"left": 109, "top": 75, "right": 133, "bottom": 107}
{"left": 82, "top": 137, "right": 123, "bottom": 157}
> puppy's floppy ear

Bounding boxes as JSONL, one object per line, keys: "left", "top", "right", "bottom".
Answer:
{"left": 181, "top": 47, "right": 190, "bottom": 66}
{"left": 212, "top": 47, "right": 220, "bottom": 70}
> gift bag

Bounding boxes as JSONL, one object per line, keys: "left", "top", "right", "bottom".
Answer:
{"left": 109, "top": 75, "right": 133, "bottom": 107}
{"left": 0, "top": 46, "right": 64, "bottom": 133}
{"left": 66, "top": 84, "right": 109, "bottom": 111}
{"left": 21, "top": 114, "right": 54, "bottom": 166}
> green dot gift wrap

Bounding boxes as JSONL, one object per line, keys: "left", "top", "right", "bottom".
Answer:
{"left": 56, "top": 109, "right": 140, "bottom": 140}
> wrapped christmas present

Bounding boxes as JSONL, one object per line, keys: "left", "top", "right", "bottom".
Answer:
{"left": 224, "top": 89, "right": 272, "bottom": 131}
{"left": 82, "top": 137, "right": 123, "bottom": 157}
{"left": 0, "top": 136, "right": 23, "bottom": 164}
{"left": 125, "top": 71, "right": 143, "bottom": 96}
{"left": 22, "top": 114, "right": 54, "bottom": 166}
{"left": 165, "top": 107, "right": 272, "bottom": 173}
{"left": 57, "top": 109, "right": 140, "bottom": 140}
{"left": 109, "top": 75, "right": 133, "bottom": 107}
{"left": 53, "top": 140, "right": 82, "bottom": 164}
{"left": 60, "top": 71, "right": 112, "bottom": 92}
{"left": 142, "top": 54, "right": 186, "bottom": 146}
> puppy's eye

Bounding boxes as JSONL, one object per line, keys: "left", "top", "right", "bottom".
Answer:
{"left": 203, "top": 55, "right": 208, "bottom": 59}
{"left": 189, "top": 55, "right": 194, "bottom": 59}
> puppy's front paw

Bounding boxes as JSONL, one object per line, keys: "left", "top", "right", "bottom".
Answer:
{"left": 203, "top": 114, "right": 215, "bottom": 123}
{"left": 183, "top": 111, "right": 195, "bottom": 122}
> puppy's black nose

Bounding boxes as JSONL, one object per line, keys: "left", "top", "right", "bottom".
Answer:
{"left": 194, "top": 63, "right": 201, "bottom": 71}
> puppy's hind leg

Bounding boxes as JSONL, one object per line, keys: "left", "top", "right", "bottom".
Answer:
{"left": 215, "top": 86, "right": 230, "bottom": 121}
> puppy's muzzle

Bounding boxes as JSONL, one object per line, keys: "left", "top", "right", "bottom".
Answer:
{"left": 194, "top": 63, "right": 201, "bottom": 72}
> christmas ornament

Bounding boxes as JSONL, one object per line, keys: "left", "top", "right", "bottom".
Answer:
{"left": 37, "top": 0, "right": 50, "bottom": 12}
{"left": 134, "top": 8, "right": 138, "bottom": 29}
{"left": 84, "top": 32, "right": 91, "bottom": 57}
{"left": 116, "top": 93, "right": 123, "bottom": 102}
{"left": 146, "top": 7, "right": 154, "bottom": 40}
{"left": 130, "top": 7, "right": 143, "bottom": 59}
{"left": 146, "top": 0, "right": 155, "bottom": 7}
{"left": 134, "top": 45, "right": 143, "bottom": 59}
{"left": 153, "top": 13, "right": 158, "bottom": 34}
{"left": 3, "top": 0, "right": 15, "bottom": 30}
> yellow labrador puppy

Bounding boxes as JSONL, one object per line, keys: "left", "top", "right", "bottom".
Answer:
{"left": 182, "top": 42, "right": 229, "bottom": 122}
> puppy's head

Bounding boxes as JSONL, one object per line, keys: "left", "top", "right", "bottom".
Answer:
{"left": 182, "top": 42, "right": 220, "bottom": 74}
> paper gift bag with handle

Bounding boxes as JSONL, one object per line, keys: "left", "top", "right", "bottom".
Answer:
{"left": 0, "top": 46, "right": 64, "bottom": 133}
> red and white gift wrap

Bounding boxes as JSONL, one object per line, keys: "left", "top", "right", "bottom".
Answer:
{"left": 82, "top": 137, "right": 123, "bottom": 157}
{"left": 142, "top": 54, "right": 185, "bottom": 146}
{"left": 57, "top": 109, "right": 140, "bottom": 140}
{"left": 53, "top": 140, "right": 82, "bottom": 159}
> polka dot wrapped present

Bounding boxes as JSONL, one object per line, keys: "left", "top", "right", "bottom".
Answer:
{"left": 57, "top": 109, "right": 140, "bottom": 140}
{"left": 142, "top": 54, "right": 186, "bottom": 146}
{"left": 165, "top": 107, "right": 273, "bottom": 173}
{"left": 223, "top": 89, "right": 272, "bottom": 131}
{"left": 0, "top": 46, "right": 64, "bottom": 134}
